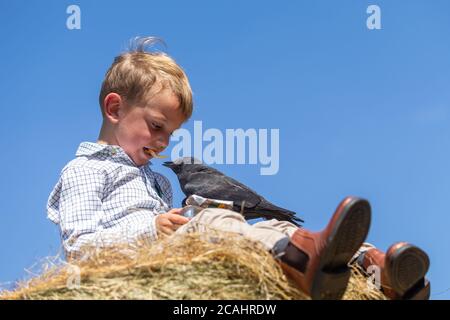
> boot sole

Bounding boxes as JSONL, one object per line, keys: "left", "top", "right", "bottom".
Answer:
{"left": 403, "top": 278, "right": 431, "bottom": 300}
{"left": 310, "top": 198, "right": 372, "bottom": 300}
{"left": 387, "top": 244, "right": 430, "bottom": 299}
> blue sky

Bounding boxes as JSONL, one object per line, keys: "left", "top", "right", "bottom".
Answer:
{"left": 0, "top": 0, "right": 449, "bottom": 299}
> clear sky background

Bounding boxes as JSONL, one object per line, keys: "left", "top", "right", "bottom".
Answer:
{"left": 1, "top": 0, "right": 449, "bottom": 299}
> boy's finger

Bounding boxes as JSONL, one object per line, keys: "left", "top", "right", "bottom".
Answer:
{"left": 172, "top": 223, "right": 184, "bottom": 231}
{"left": 160, "top": 226, "right": 174, "bottom": 236}
{"left": 169, "top": 208, "right": 184, "bottom": 215}
{"left": 168, "top": 213, "right": 189, "bottom": 225}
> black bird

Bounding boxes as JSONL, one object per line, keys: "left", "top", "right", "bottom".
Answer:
{"left": 163, "top": 157, "right": 304, "bottom": 226}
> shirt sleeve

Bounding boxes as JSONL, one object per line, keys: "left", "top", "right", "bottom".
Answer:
{"left": 153, "top": 172, "right": 173, "bottom": 209}
{"left": 56, "top": 166, "right": 159, "bottom": 257}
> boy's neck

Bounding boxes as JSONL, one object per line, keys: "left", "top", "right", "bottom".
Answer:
{"left": 97, "top": 123, "right": 118, "bottom": 146}
{"left": 97, "top": 140, "right": 109, "bottom": 145}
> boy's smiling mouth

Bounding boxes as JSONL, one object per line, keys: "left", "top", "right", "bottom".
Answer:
{"left": 143, "top": 146, "right": 168, "bottom": 159}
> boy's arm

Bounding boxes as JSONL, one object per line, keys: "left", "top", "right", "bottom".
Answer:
{"left": 153, "top": 171, "right": 173, "bottom": 208}
{"left": 55, "top": 166, "right": 159, "bottom": 256}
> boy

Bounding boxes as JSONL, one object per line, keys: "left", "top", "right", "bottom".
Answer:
{"left": 47, "top": 37, "right": 429, "bottom": 300}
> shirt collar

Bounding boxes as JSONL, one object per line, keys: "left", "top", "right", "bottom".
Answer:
{"left": 75, "top": 142, "right": 153, "bottom": 167}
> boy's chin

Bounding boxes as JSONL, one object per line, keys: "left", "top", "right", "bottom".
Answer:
{"left": 136, "top": 159, "right": 151, "bottom": 167}
{"left": 131, "top": 151, "right": 152, "bottom": 167}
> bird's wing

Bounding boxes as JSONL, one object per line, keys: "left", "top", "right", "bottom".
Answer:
{"left": 177, "top": 165, "right": 303, "bottom": 225}
{"left": 183, "top": 169, "right": 262, "bottom": 208}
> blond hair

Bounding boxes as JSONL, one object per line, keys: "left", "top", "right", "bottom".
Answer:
{"left": 99, "top": 36, "right": 193, "bottom": 120}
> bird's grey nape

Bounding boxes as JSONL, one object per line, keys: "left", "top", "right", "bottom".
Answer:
{"left": 174, "top": 157, "right": 203, "bottom": 165}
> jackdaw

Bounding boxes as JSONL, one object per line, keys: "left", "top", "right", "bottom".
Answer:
{"left": 163, "top": 157, "right": 303, "bottom": 226}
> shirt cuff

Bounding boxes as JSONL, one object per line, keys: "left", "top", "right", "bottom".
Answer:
{"left": 149, "top": 214, "right": 159, "bottom": 242}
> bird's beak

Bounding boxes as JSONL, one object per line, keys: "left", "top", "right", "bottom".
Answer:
{"left": 162, "top": 161, "right": 174, "bottom": 168}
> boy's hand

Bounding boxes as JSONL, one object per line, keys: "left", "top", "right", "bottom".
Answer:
{"left": 156, "top": 208, "right": 190, "bottom": 237}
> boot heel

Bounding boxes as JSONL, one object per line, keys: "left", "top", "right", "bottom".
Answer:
{"left": 311, "top": 267, "right": 351, "bottom": 300}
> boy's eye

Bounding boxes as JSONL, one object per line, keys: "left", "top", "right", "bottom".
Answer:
{"left": 151, "top": 122, "right": 162, "bottom": 130}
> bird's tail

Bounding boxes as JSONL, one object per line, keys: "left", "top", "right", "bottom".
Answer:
{"left": 250, "top": 199, "right": 304, "bottom": 227}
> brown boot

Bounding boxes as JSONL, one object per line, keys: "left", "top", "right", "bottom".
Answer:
{"left": 360, "top": 242, "right": 430, "bottom": 300}
{"left": 279, "top": 196, "right": 371, "bottom": 300}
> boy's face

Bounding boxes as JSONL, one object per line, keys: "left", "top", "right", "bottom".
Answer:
{"left": 110, "top": 88, "right": 186, "bottom": 166}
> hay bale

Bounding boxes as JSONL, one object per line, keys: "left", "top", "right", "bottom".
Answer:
{"left": 0, "top": 231, "right": 386, "bottom": 300}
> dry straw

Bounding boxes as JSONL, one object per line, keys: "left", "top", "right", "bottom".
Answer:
{"left": 1, "top": 230, "right": 386, "bottom": 300}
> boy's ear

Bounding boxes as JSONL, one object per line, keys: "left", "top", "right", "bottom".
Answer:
{"left": 103, "top": 93, "right": 124, "bottom": 123}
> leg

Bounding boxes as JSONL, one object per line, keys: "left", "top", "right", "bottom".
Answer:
{"left": 353, "top": 242, "right": 430, "bottom": 300}
{"left": 252, "top": 219, "right": 298, "bottom": 238}
{"left": 178, "top": 197, "right": 372, "bottom": 300}
{"left": 175, "top": 208, "right": 291, "bottom": 252}
{"left": 349, "top": 242, "right": 376, "bottom": 265}
{"left": 278, "top": 196, "right": 371, "bottom": 300}
{"left": 251, "top": 219, "right": 299, "bottom": 255}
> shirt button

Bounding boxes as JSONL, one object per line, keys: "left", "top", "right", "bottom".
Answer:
{"left": 111, "top": 148, "right": 117, "bottom": 155}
